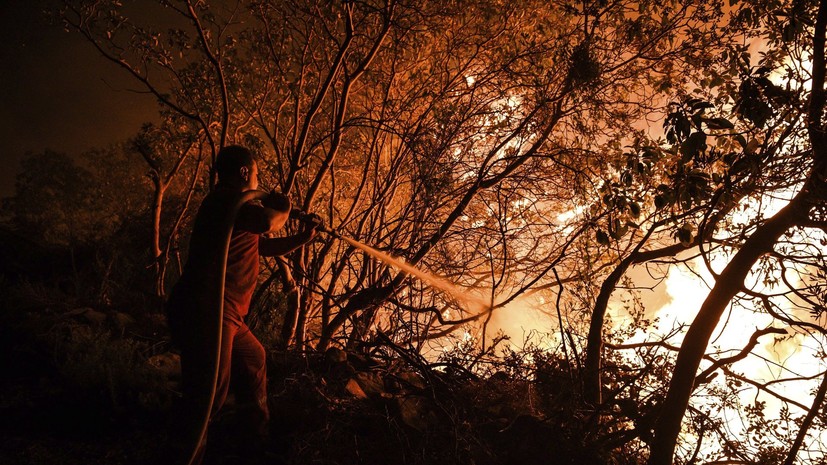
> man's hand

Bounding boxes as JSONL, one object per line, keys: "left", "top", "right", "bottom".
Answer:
{"left": 299, "top": 213, "right": 323, "bottom": 243}
{"left": 258, "top": 212, "right": 323, "bottom": 257}
{"left": 301, "top": 213, "right": 323, "bottom": 230}
{"left": 263, "top": 190, "right": 291, "bottom": 213}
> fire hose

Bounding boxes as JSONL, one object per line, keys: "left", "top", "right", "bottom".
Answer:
{"left": 183, "top": 189, "right": 266, "bottom": 465}
{"left": 184, "top": 190, "right": 331, "bottom": 465}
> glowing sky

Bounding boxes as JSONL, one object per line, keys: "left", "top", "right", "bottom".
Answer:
{"left": 0, "top": 0, "right": 158, "bottom": 198}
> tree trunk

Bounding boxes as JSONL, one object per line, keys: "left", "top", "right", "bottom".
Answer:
{"left": 783, "top": 369, "right": 827, "bottom": 465}
{"left": 317, "top": 284, "right": 394, "bottom": 351}
{"left": 294, "top": 284, "right": 311, "bottom": 350}
{"left": 647, "top": 196, "right": 807, "bottom": 465}
{"left": 276, "top": 258, "right": 300, "bottom": 350}
{"left": 151, "top": 182, "right": 165, "bottom": 297}
{"left": 584, "top": 255, "right": 635, "bottom": 406}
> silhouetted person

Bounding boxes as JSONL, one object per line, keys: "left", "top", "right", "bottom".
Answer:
{"left": 166, "top": 145, "right": 317, "bottom": 464}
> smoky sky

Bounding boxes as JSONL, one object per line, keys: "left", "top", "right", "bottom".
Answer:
{"left": 0, "top": 0, "right": 158, "bottom": 198}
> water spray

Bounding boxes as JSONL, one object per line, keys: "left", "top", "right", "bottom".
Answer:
{"left": 290, "top": 209, "right": 491, "bottom": 313}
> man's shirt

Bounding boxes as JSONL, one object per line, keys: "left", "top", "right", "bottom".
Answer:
{"left": 169, "top": 185, "right": 270, "bottom": 327}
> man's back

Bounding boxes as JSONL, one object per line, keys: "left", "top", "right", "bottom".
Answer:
{"left": 168, "top": 186, "right": 265, "bottom": 326}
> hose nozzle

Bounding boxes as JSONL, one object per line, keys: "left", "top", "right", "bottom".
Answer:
{"left": 290, "top": 209, "right": 340, "bottom": 238}
{"left": 317, "top": 222, "right": 340, "bottom": 238}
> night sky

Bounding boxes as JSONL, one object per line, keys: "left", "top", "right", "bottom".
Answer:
{"left": 0, "top": 0, "right": 158, "bottom": 198}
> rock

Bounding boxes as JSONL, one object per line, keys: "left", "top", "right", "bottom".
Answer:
{"left": 394, "top": 371, "right": 426, "bottom": 390}
{"left": 346, "top": 351, "right": 378, "bottom": 370}
{"left": 62, "top": 308, "right": 90, "bottom": 318}
{"left": 354, "top": 371, "right": 386, "bottom": 398}
{"left": 148, "top": 352, "right": 181, "bottom": 379}
{"left": 345, "top": 378, "right": 368, "bottom": 399}
{"left": 395, "top": 395, "right": 437, "bottom": 431}
{"left": 111, "top": 312, "right": 136, "bottom": 331}
{"left": 325, "top": 347, "right": 348, "bottom": 364}
{"left": 343, "top": 371, "right": 386, "bottom": 400}
{"left": 82, "top": 308, "right": 107, "bottom": 325}
{"left": 326, "top": 359, "right": 356, "bottom": 382}
{"left": 143, "top": 312, "right": 169, "bottom": 328}
{"left": 324, "top": 348, "right": 357, "bottom": 383}
{"left": 63, "top": 307, "right": 107, "bottom": 325}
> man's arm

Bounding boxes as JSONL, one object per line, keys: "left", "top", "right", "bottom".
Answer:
{"left": 259, "top": 228, "right": 317, "bottom": 257}
{"left": 235, "top": 203, "right": 289, "bottom": 234}
{"left": 235, "top": 191, "right": 292, "bottom": 234}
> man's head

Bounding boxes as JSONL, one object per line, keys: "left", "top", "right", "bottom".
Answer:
{"left": 216, "top": 145, "right": 259, "bottom": 190}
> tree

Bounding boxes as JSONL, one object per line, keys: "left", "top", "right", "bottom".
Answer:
{"left": 129, "top": 122, "right": 206, "bottom": 298}
{"left": 647, "top": 0, "right": 827, "bottom": 462}
{"left": 2, "top": 147, "right": 149, "bottom": 301}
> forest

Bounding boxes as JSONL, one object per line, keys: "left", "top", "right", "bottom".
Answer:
{"left": 1, "top": 0, "right": 826, "bottom": 464}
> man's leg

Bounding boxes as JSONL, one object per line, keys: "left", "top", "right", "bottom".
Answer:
{"left": 213, "top": 322, "right": 239, "bottom": 417}
{"left": 230, "top": 324, "right": 270, "bottom": 454}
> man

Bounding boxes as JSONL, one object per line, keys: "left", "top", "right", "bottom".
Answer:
{"left": 166, "top": 145, "right": 317, "bottom": 464}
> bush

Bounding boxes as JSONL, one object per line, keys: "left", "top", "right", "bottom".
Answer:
{"left": 53, "top": 323, "right": 172, "bottom": 417}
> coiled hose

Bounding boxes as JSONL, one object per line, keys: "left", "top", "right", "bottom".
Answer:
{"left": 185, "top": 189, "right": 269, "bottom": 465}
